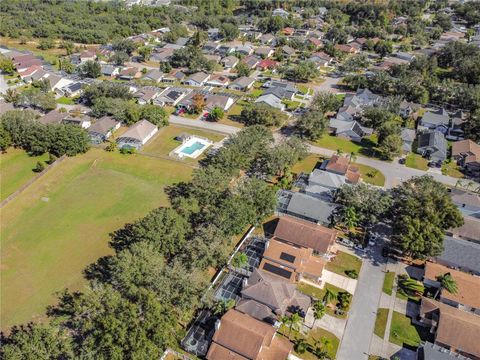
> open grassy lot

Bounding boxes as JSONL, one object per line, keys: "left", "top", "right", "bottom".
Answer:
{"left": 326, "top": 251, "right": 362, "bottom": 277}
{"left": 0, "top": 37, "right": 65, "bottom": 66}
{"left": 374, "top": 308, "right": 389, "bottom": 339}
{"left": 405, "top": 153, "right": 428, "bottom": 171}
{"left": 140, "top": 125, "right": 225, "bottom": 164}
{"left": 355, "top": 163, "right": 385, "bottom": 187}
{"left": 383, "top": 271, "right": 395, "bottom": 295}
{"left": 0, "top": 148, "right": 49, "bottom": 201}
{"left": 390, "top": 311, "right": 429, "bottom": 347}
{"left": 1, "top": 147, "right": 194, "bottom": 330}
{"left": 313, "top": 135, "right": 379, "bottom": 158}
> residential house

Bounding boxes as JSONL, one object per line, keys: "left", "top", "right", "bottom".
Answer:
{"left": 71, "top": 50, "right": 96, "bottom": 65}
{"left": 254, "top": 46, "right": 274, "bottom": 58}
{"left": 154, "top": 87, "right": 191, "bottom": 107}
{"left": 282, "top": 27, "right": 295, "bottom": 36}
{"left": 161, "top": 69, "right": 185, "bottom": 83}
{"left": 241, "top": 268, "right": 311, "bottom": 317}
{"left": 322, "top": 155, "right": 361, "bottom": 184}
{"left": 282, "top": 191, "right": 338, "bottom": 226}
{"left": 117, "top": 119, "right": 158, "bottom": 150}
{"left": 262, "top": 80, "right": 298, "bottom": 98}
{"left": 228, "top": 76, "right": 255, "bottom": 91}
{"left": 207, "top": 28, "right": 221, "bottom": 41}
{"left": 236, "top": 45, "right": 254, "bottom": 56}
{"left": 202, "top": 42, "right": 220, "bottom": 54}
{"left": 134, "top": 88, "right": 159, "bottom": 105}
{"left": 329, "top": 118, "right": 373, "bottom": 143}
{"left": 206, "top": 309, "right": 292, "bottom": 360}
{"left": 416, "top": 130, "right": 448, "bottom": 161}
{"left": 183, "top": 72, "right": 210, "bottom": 86}
{"left": 447, "top": 216, "right": 480, "bottom": 243}
{"left": 419, "top": 297, "right": 480, "bottom": 359}
{"left": 334, "top": 44, "right": 359, "bottom": 54}
{"left": 448, "top": 110, "right": 467, "bottom": 139}
{"left": 204, "top": 54, "right": 221, "bottom": 63}
{"left": 60, "top": 82, "right": 83, "bottom": 98}
{"left": 257, "top": 59, "right": 279, "bottom": 71}
{"left": 417, "top": 342, "right": 469, "bottom": 360}
{"left": 62, "top": 115, "right": 91, "bottom": 129}
{"left": 205, "top": 74, "right": 230, "bottom": 87}
{"left": 142, "top": 69, "right": 164, "bottom": 83}
{"left": 38, "top": 110, "right": 65, "bottom": 125}
{"left": 18, "top": 65, "right": 42, "bottom": 83}
{"left": 151, "top": 47, "right": 174, "bottom": 63}
{"left": 255, "top": 94, "right": 285, "bottom": 111}
{"left": 175, "top": 37, "right": 190, "bottom": 47}
{"left": 304, "top": 169, "right": 346, "bottom": 200}
{"left": 118, "top": 67, "right": 142, "bottom": 80}
{"left": 272, "top": 8, "right": 289, "bottom": 18}
{"left": 452, "top": 140, "right": 480, "bottom": 178}
{"left": 100, "top": 64, "right": 120, "bottom": 77}
{"left": 449, "top": 188, "right": 480, "bottom": 218}
{"left": 281, "top": 45, "right": 295, "bottom": 57}
{"left": 220, "top": 55, "right": 238, "bottom": 70}
{"left": 12, "top": 54, "right": 43, "bottom": 72}
{"left": 204, "top": 94, "right": 235, "bottom": 112}
{"left": 308, "top": 51, "right": 332, "bottom": 67}
{"left": 259, "top": 33, "right": 275, "bottom": 45}
{"left": 432, "top": 236, "right": 480, "bottom": 276}
{"left": 401, "top": 128, "right": 416, "bottom": 153}
{"left": 420, "top": 109, "right": 450, "bottom": 133}
{"left": 307, "top": 37, "right": 323, "bottom": 48}
{"left": 88, "top": 116, "right": 121, "bottom": 144}
{"left": 423, "top": 262, "right": 480, "bottom": 314}
{"left": 399, "top": 100, "right": 420, "bottom": 119}
{"left": 242, "top": 55, "right": 261, "bottom": 69}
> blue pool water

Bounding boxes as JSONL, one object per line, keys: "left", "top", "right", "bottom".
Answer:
{"left": 181, "top": 141, "right": 205, "bottom": 155}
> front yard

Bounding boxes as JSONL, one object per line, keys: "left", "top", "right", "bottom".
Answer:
{"left": 313, "top": 135, "right": 379, "bottom": 159}
{"left": 279, "top": 325, "right": 339, "bottom": 360}
{"left": 405, "top": 153, "right": 428, "bottom": 171}
{"left": 297, "top": 282, "right": 350, "bottom": 318}
{"left": 326, "top": 251, "right": 362, "bottom": 277}
{"left": 355, "top": 163, "right": 385, "bottom": 187}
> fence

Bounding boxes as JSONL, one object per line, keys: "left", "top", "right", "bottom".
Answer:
{"left": 0, "top": 155, "right": 66, "bottom": 208}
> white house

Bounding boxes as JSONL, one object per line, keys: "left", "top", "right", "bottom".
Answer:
{"left": 117, "top": 120, "right": 158, "bottom": 150}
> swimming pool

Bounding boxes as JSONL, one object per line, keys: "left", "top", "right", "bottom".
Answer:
{"left": 181, "top": 141, "right": 205, "bottom": 155}
{"left": 172, "top": 136, "right": 213, "bottom": 159}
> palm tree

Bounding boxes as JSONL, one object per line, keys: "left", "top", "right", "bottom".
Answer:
{"left": 349, "top": 151, "right": 357, "bottom": 163}
{"left": 312, "top": 339, "right": 330, "bottom": 360}
{"left": 294, "top": 338, "right": 308, "bottom": 354}
{"left": 398, "top": 277, "right": 425, "bottom": 297}
{"left": 336, "top": 148, "right": 343, "bottom": 156}
{"left": 2, "top": 88, "right": 18, "bottom": 103}
{"left": 435, "top": 272, "right": 458, "bottom": 299}
{"left": 313, "top": 301, "right": 326, "bottom": 321}
{"left": 289, "top": 313, "right": 302, "bottom": 335}
{"left": 323, "top": 288, "right": 337, "bottom": 305}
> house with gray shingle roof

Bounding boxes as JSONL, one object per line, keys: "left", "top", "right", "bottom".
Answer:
{"left": 420, "top": 109, "right": 450, "bottom": 133}
{"left": 416, "top": 130, "right": 447, "bottom": 161}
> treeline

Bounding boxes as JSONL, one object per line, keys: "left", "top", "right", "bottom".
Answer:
{"left": 82, "top": 82, "right": 168, "bottom": 126}
{"left": 0, "top": 0, "right": 186, "bottom": 43}
{"left": 1, "top": 125, "right": 308, "bottom": 358}
{"left": 0, "top": 110, "right": 90, "bottom": 156}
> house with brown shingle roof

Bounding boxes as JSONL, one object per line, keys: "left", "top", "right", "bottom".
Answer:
{"left": 452, "top": 139, "right": 480, "bottom": 178}
{"left": 424, "top": 262, "right": 480, "bottom": 313}
{"left": 273, "top": 215, "right": 337, "bottom": 255}
{"left": 419, "top": 297, "right": 480, "bottom": 359}
{"left": 206, "top": 309, "right": 293, "bottom": 360}
{"left": 323, "top": 155, "right": 361, "bottom": 184}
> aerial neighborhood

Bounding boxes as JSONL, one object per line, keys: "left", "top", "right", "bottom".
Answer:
{"left": 0, "top": 1, "right": 479, "bottom": 360}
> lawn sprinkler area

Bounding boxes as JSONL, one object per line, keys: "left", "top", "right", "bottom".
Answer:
{"left": 172, "top": 136, "right": 213, "bottom": 159}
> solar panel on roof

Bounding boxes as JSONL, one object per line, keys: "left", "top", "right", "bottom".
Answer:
{"left": 280, "top": 252, "right": 296, "bottom": 263}
{"left": 262, "top": 262, "right": 292, "bottom": 279}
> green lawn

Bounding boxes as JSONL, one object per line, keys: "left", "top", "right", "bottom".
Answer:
{"left": 355, "top": 163, "right": 385, "bottom": 187}
{"left": 249, "top": 88, "right": 264, "bottom": 98}
{"left": 297, "top": 282, "right": 350, "bottom": 318}
{"left": 1, "top": 147, "right": 194, "bottom": 330}
{"left": 325, "top": 251, "right": 362, "bottom": 277}
{"left": 313, "top": 135, "right": 379, "bottom": 158}
{"left": 291, "top": 154, "right": 324, "bottom": 175}
{"left": 56, "top": 96, "right": 75, "bottom": 105}
{"left": 405, "top": 153, "right": 428, "bottom": 171}
{"left": 0, "top": 148, "right": 50, "bottom": 201}
{"left": 280, "top": 325, "right": 339, "bottom": 360}
{"left": 389, "top": 311, "right": 423, "bottom": 347}
{"left": 383, "top": 271, "right": 395, "bottom": 296}
{"left": 441, "top": 161, "right": 464, "bottom": 178}
{"left": 374, "top": 308, "right": 389, "bottom": 339}
{"left": 140, "top": 125, "right": 225, "bottom": 164}
{"left": 282, "top": 99, "right": 301, "bottom": 110}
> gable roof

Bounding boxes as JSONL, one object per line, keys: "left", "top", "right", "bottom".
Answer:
{"left": 39, "top": 110, "right": 65, "bottom": 125}
{"left": 309, "top": 169, "right": 346, "bottom": 189}
{"left": 273, "top": 215, "right": 337, "bottom": 253}
{"left": 437, "top": 236, "right": 480, "bottom": 274}
{"left": 88, "top": 116, "right": 119, "bottom": 135}
{"left": 325, "top": 154, "right": 349, "bottom": 175}
{"left": 118, "top": 120, "right": 156, "bottom": 142}
{"left": 452, "top": 140, "right": 480, "bottom": 164}
{"left": 420, "top": 298, "right": 480, "bottom": 358}
{"left": 422, "top": 109, "right": 450, "bottom": 126}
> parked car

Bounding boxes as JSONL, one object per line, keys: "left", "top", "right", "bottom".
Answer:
{"left": 398, "top": 158, "right": 406, "bottom": 165}
{"left": 336, "top": 237, "right": 354, "bottom": 248}
{"left": 201, "top": 112, "right": 209, "bottom": 121}
{"left": 174, "top": 108, "right": 185, "bottom": 115}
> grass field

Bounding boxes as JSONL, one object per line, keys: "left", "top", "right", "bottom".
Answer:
{"left": 326, "top": 251, "right": 362, "bottom": 277}
{"left": 313, "top": 135, "right": 379, "bottom": 158}
{"left": 405, "top": 153, "right": 428, "bottom": 171}
{"left": 374, "top": 308, "right": 389, "bottom": 339}
{"left": 56, "top": 96, "right": 75, "bottom": 105}
{"left": 0, "top": 37, "right": 65, "bottom": 66}
{"left": 140, "top": 125, "right": 224, "bottom": 164}
{"left": 291, "top": 154, "right": 325, "bottom": 174}
{"left": 355, "top": 163, "right": 385, "bottom": 187}
{"left": 1, "top": 145, "right": 195, "bottom": 330}
{"left": 0, "top": 148, "right": 49, "bottom": 201}
{"left": 389, "top": 311, "right": 425, "bottom": 347}
{"left": 383, "top": 271, "right": 395, "bottom": 295}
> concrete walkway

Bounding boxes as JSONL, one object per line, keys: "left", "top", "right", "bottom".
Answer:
{"left": 322, "top": 269, "right": 357, "bottom": 294}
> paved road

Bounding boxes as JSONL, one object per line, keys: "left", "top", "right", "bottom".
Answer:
{"left": 337, "top": 245, "right": 387, "bottom": 360}
{"left": 311, "top": 75, "right": 344, "bottom": 94}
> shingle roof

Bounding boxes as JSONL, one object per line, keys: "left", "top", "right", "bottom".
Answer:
{"left": 88, "top": 116, "right": 119, "bottom": 135}
{"left": 437, "top": 236, "right": 480, "bottom": 274}
{"left": 118, "top": 119, "right": 156, "bottom": 142}
{"left": 286, "top": 192, "right": 337, "bottom": 226}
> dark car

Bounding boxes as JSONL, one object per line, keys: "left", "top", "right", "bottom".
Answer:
{"left": 398, "top": 158, "right": 406, "bottom": 165}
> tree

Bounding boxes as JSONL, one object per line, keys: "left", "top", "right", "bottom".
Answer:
{"left": 232, "top": 252, "right": 248, "bottom": 269}
{"left": 283, "top": 313, "right": 302, "bottom": 337}
{"left": 378, "top": 134, "right": 403, "bottom": 160}
{"left": 58, "top": 57, "right": 75, "bottom": 73}
{"left": 313, "top": 301, "right": 326, "bottom": 321}
{"left": 2, "top": 88, "right": 18, "bottom": 103}
{"left": 374, "top": 40, "right": 393, "bottom": 57}
{"left": 310, "top": 92, "right": 342, "bottom": 113}
{"left": 34, "top": 161, "right": 45, "bottom": 172}
{"left": 343, "top": 206, "right": 358, "bottom": 229}
{"left": 112, "top": 39, "right": 137, "bottom": 55}
{"left": 208, "top": 106, "right": 224, "bottom": 122}
{"left": 78, "top": 60, "right": 101, "bottom": 78}
{"left": 435, "top": 272, "right": 458, "bottom": 299}
{"left": 111, "top": 51, "right": 130, "bottom": 66}
{"left": 191, "top": 93, "right": 206, "bottom": 114}
{"left": 59, "top": 40, "right": 74, "bottom": 55}
{"left": 37, "top": 38, "right": 55, "bottom": 50}
{"left": 141, "top": 104, "right": 168, "bottom": 126}
{"left": 434, "top": 12, "right": 452, "bottom": 31}
{"left": 0, "top": 124, "right": 12, "bottom": 151}
{"left": 109, "top": 207, "right": 190, "bottom": 257}
{"left": 0, "top": 55, "right": 15, "bottom": 75}
{"left": 323, "top": 288, "right": 337, "bottom": 305}
{"left": 390, "top": 176, "right": 464, "bottom": 259}
{"left": 398, "top": 276, "right": 425, "bottom": 297}
{"left": 464, "top": 109, "right": 480, "bottom": 141}
{"left": 138, "top": 46, "right": 152, "bottom": 61}
{"left": 280, "top": 61, "right": 320, "bottom": 82}
{"left": 0, "top": 323, "right": 73, "bottom": 360}
{"left": 235, "top": 61, "right": 251, "bottom": 77}
{"left": 213, "top": 299, "right": 235, "bottom": 315}
{"left": 295, "top": 110, "right": 328, "bottom": 141}
{"left": 255, "top": 137, "right": 308, "bottom": 177}
{"left": 240, "top": 104, "right": 288, "bottom": 127}
{"left": 294, "top": 338, "right": 308, "bottom": 354}
{"left": 220, "top": 23, "right": 239, "bottom": 41}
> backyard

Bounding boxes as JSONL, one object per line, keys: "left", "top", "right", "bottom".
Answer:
{"left": 0, "top": 148, "right": 49, "bottom": 201}
{"left": 0, "top": 146, "right": 194, "bottom": 330}
{"left": 389, "top": 311, "right": 428, "bottom": 348}
{"left": 325, "top": 251, "right": 362, "bottom": 277}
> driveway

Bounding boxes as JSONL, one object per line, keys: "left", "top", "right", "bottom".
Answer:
{"left": 322, "top": 269, "right": 357, "bottom": 294}
{"left": 336, "top": 244, "right": 387, "bottom": 360}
